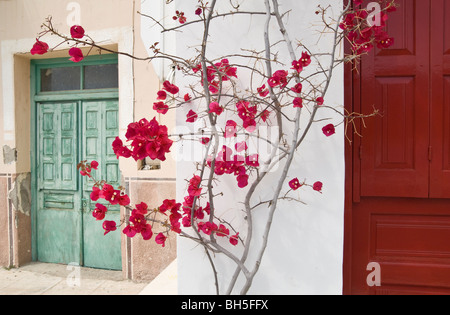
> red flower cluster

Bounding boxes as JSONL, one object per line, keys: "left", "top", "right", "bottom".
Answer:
{"left": 173, "top": 10, "right": 187, "bottom": 24}
{"left": 123, "top": 202, "right": 154, "bottom": 240}
{"left": 112, "top": 117, "right": 173, "bottom": 162}
{"left": 78, "top": 160, "right": 98, "bottom": 177}
{"left": 291, "top": 52, "right": 311, "bottom": 73}
{"left": 206, "top": 144, "right": 259, "bottom": 189}
{"left": 340, "top": 1, "right": 395, "bottom": 54}
{"left": 153, "top": 81, "right": 180, "bottom": 114}
{"left": 174, "top": 176, "right": 238, "bottom": 246}
{"left": 90, "top": 183, "right": 131, "bottom": 206}
{"left": 289, "top": 177, "right": 324, "bottom": 193}
{"left": 89, "top": 182, "right": 130, "bottom": 235}
{"left": 268, "top": 70, "right": 288, "bottom": 88}
{"left": 193, "top": 59, "right": 238, "bottom": 94}
{"left": 236, "top": 100, "right": 258, "bottom": 132}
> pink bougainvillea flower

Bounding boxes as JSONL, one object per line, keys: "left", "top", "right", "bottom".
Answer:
{"left": 112, "top": 137, "right": 132, "bottom": 159}
{"left": 68, "top": 47, "right": 84, "bottom": 62}
{"left": 209, "top": 102, "right": 223, "bottom": 115}
{"left": 187, "top": 175, "right": 202, "bottom": 197}
{"left": 200, "top": 137, "right": 210, "bottom": 145}
{"left": 120, "top": 193, "right": 130, "bottom": 206}
{"left": 268, "top": 70, "right": 288, "bottom": 88}
{"left": 102, "top": 220, "right": 117, "bottom": 235}
{"left": 155, "top": 233, "right": 167, "bottom": 247}
{"left": 157, "top": 90, "right": 167, "bottom": 101}
{"left": 92, "top": 203, "right": 107, "bottom": 221}
{"left": 195, "top": 7, "right": 202, "bottom": 15}
{"left": 322, "top": 124, "right": 336, "bottom": 137}
{"left": 30, "top": 40, "right": 49, "bottom": 55}
{"left": 184, "top": 93, "right": 191, "bottom": 102}
{"left": 237, "top": 174, "right": 249, "bottom": 188}
{"left": 313, "top": 181, "right": 323, "bottom": 193}
{"left": 90, "top": 160, "right": 99, "bottom": 170}
{"left": 291, "top": 83, "right": 303, "bottom": 94}
{"left": 141, "top": 224, "right": 154, "bottom": 241}
{"left": 135, "top": 202, "right": 148, "bottom": 215}
{"left": 339, "top": 13, "right": 355, "bottom": 30}
{"left": 70, "top": 25, "right": 85, "bottom": 39}
{"left": 186, "top": 110, "right": 198, "bottom": 123}
{"left": 230, "top": 233, "right": 239, "bottom": 246}
{"left": 123, "top": 225, "right": 137, "bottom": 238}
{"left": 316, "top": 97, "right": 324, "bottom": 106}
{"left": 291, "top": 60, "right": 303, "bottom": 73}
{"left": 159, "top": 199, "right": 181, "bottom": 214}
{"left": 163, "top": 80, "right": 179, "bottom": 94}
{"left": 198, "top": 222, "right": 218, "bottom": 236}
{"left": 153, "top": 101, "right": 169, "bottom": 115}
{"left": 90, "top": 186, "right": 102, "bottom": 201}
{"left": 130, "top": 211, "right": 147, "bottom": 233}
{"left": 224, "top": 120, "right": 237, "bottom": 138}
{"left": 289, "top": 178, "right": 302, "bottom": 191}
{"left": 376, "top": 33, "right": 394, "bottom": 49}
{"left": 293, "top": 97, "right": 303, "bottom": 108}
{"left": 257, "top": 84, "right": 270, "bottom": 97}
{"left": 173, "top": 11, "right": 186, "bottom": 24}
{"left": 235, "top": 141, "right": 248, "bottom": 153}
{"left": 245, "top": 154, "right": 259, "bottom": 167}
{"left": 260, "top": 109, "right": 271, "bottom": 123}
{"left": 299, "top": 51, "right": 311, "bottom": 67}
{"left": 216, "top": 224, "right": 230, "bottom": 237}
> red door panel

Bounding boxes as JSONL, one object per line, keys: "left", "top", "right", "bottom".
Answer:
{"left": 430, "top": 0, "right": 450, "bottom": 198}
{"left": 352, "top": 198, "right": 450, "bottom": 295}
{"left": 360, "top": 0, "right": 430, "bottom": 198}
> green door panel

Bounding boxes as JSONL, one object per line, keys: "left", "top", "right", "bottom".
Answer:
{"left": 38, "top": 102, "right": 78, "bottom": 191}
{"left": 82, "top": 100, "right": 121, "bottom": 270}
{"left": 37, "top": 102, "right": 81, "bottom": 265}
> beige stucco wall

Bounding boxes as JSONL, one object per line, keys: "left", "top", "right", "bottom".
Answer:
{"left": 0, "top": 0, "right": 176, "bottom": 281}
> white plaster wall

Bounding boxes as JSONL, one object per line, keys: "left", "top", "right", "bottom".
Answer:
{"left": 142, "top": 0, "right": 345, "bottom": 295}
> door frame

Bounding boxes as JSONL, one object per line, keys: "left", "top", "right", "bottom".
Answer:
{"left": 30, "top": 54, "right": 119, "bottom": 263}
{"left": 343, "top": 35, "right": 358, "bottom": 295}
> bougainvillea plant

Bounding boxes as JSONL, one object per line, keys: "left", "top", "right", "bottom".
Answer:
{"left": 33, "top": 0, "right": 395, "bottom": 294}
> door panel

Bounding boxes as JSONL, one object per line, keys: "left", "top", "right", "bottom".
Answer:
{"left": 82, "top": 100, "right": 121, "bottom": 270}
{"left": 360, "top": 0, "right": 430, "bottom": 198}
{"left": 352, "top": 198, "right": 450, "bottom": 295}
{"left": 430, "top": 0, "right": 450, "bottom": 198}
{"left": 37, "top": 102, "right": 81, "bottom": 265}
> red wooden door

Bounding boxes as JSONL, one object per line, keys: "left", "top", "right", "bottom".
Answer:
{"left": 346, "top": 0, "right": 450, "bottom": 295}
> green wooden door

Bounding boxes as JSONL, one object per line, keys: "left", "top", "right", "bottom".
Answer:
{"left": 33, "top": 56, "right": 121, "bottom": 270}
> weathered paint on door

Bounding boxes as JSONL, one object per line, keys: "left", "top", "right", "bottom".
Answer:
{"left": 345, "top": 0, "right": 450, "bottom": 294}
{"left": 33, "top": 56, "right": 121, "bottom": 270}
